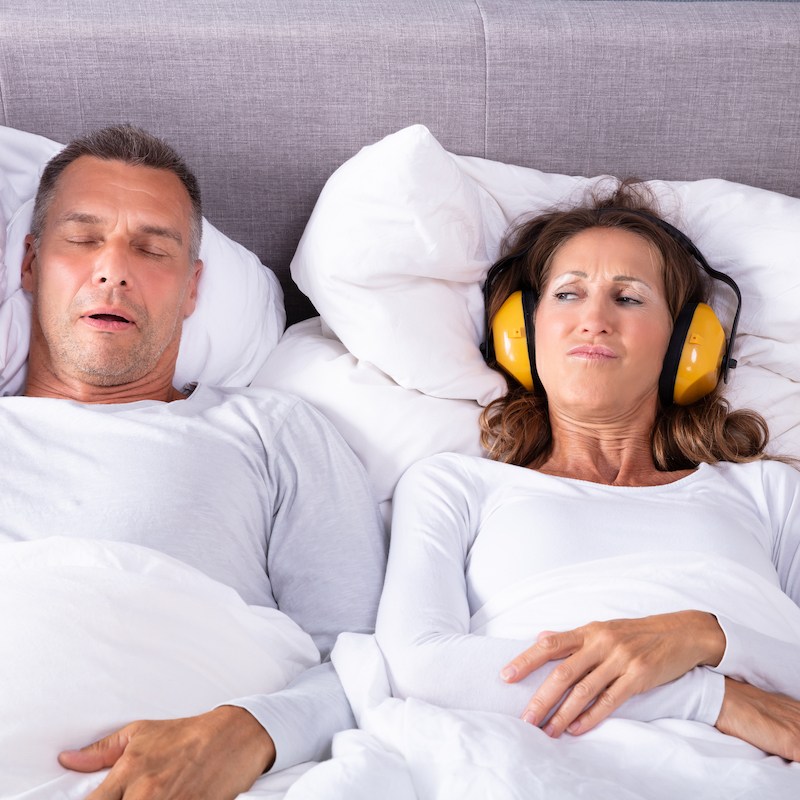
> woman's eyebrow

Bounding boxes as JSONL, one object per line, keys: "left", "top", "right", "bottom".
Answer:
{"left": 554, "top": 270, "right": 652, "bottom": 289}
{"left": 613, "top": 274, "right": 653, "bottom": 289}
{"left": 551, "top": 270, "right": 587, "bottom": 282}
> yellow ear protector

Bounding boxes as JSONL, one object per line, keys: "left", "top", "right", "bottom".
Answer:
{"left": 485, "top": 286, "right": 538, "bottom": 392}
{"left": 481, "top": 210, "right": 741, "bottom": 406}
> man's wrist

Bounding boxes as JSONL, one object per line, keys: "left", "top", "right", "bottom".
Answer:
{"left": 215, "top": 705, "right": 276, "bottom": 773}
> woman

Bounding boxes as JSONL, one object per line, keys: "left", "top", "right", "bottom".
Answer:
{"left": 374, "top": 181, "right": 800, "bottom": 761}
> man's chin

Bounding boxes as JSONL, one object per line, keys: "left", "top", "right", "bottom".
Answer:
{"left": 47, "top": 330, "right": 179, "bottom": 389}
{"left": 64, "top": 352, "right": 161, "bottom": 388}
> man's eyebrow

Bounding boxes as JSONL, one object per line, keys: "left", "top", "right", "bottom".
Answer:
{"left": 56, "top": 211, "right": 104, "bottom": 226}
{"left": 55, "top": 212, "right": 183, "bottom": 246}
{"left": 138, "top": 224, "right": 183, "bottom": 246}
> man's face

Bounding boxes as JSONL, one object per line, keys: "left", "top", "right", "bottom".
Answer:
{"left": 22, "top": 156, "right": 202, "bottom": 388}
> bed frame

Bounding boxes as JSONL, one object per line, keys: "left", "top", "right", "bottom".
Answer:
{"left": 2, "top": 0, "right": 798, "bottom": 325}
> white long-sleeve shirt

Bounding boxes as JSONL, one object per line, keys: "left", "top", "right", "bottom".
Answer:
{"left": 0, "top": 384, "right": 387, "bottom": 771}
{"left": 376, "top": 453, "right": 800, "bottom": 725}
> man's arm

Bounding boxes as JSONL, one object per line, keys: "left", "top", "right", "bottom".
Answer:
{"left": 246, "top": 395, "right": 388, "bottom": 769}
{"left": 59, "top": 708, "right": 275, "bottom": 799}
{"left": 60, "top": 395, "right": 387, "bottom": 795}
{"left": 226, "top": 662, "right": 353, "bottom": 772}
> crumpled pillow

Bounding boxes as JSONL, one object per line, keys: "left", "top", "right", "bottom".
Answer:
{"left": 286, "top": 124, "right": 800, "bottom": 467}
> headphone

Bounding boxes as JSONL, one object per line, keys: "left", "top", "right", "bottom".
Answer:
{"left": 481, "top": 210, "right": 741, "bottom": 406}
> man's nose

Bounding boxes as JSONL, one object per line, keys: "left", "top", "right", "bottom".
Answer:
{"left": 91, "top": 242, "right": 131, "bottom": 287}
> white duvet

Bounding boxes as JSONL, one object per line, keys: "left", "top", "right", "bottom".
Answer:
{"left": 286, "top": 554, "right": 800, "bottom": 799}
{"left": 0, "top": 538, "right": 320, "bottom": 799}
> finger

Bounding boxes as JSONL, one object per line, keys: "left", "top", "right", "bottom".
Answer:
{"left": 561, "top": 675, "right": 640, "bottom": 737}
{"left": 518, "top": 651, "right": 600, "bottom": 727}
{"left": 59, "top": 728, "right": 133, "bottom": 772}
{"left": 84, "top": 769, "right": 127, "bottom": 800}
{"left": 500, "top": 629, "right": 583, "bottom": 683}
{"left": 539, "top": 666, "right": 628, "bottom": 737}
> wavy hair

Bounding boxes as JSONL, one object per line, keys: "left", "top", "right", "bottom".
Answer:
{"left": 480, "top": 180, "right": 770, "bottom": 470}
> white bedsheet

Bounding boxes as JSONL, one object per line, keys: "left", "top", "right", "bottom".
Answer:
{"left": 0, "top": 538, "right": 321, "bottom": 799}
{"left": 287, "top": 553, "right": 800, "bottom": 799}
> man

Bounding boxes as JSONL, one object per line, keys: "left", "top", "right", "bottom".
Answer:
{"left": 2, "top": 125, "right": 386, "bottom": 798}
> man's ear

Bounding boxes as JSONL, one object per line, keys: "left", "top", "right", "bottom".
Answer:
{"left": 182, "top": 259, "right": 203, "bottom": 319}
{"left": 20, "top": 234, "right": 37, "bottom": 293}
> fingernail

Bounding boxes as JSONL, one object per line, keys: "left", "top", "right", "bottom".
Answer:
{"left": 500, "top": 666, "right": 517, "bottom": 681}
{"left": 543, "top": 723, "right": 556, "bottom": 737}
{"left": 567, "top": 721, "right": 580, "bottom": 734}
{"left": 522, "top": 711, "right": 536, "bottom": 725}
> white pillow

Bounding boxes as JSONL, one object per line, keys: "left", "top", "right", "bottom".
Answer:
{"left": 291, "top": 124, "right": 511, "bottom": 406}
{"left": 0, "top": 125, "right": 284, "bottom": 395}
{"left": 252, "top": 318, "right": 485, "bottom": 507}
{"left": 288, "top": 124, "right": 800, "bottom": 465}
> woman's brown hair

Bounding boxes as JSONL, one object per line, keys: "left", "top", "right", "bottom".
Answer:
{"left": 480, "top": 180, "right": 770, "bottom": 469}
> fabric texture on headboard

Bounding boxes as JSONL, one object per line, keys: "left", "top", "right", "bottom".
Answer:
{"left": 1, "top": 0, "right": 798, "bottom": 323}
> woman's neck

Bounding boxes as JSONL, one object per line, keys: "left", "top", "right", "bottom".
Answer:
{"left": 537, "top": 411, "right": 689, "bottom": 486}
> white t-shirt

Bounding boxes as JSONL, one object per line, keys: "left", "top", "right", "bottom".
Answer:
{"left": 376, "top": 453, "right": 800, "bottom": 724}
{"left": 0, "top": 384, "right": 387, "bottom": 770}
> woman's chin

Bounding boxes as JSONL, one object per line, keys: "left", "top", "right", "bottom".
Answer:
{"left": 549, "top": 391, "right": 656, "bottom": 426}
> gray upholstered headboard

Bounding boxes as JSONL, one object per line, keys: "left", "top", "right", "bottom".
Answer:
{"left": 2, "top": 0, "right": 798, "bottom": 324}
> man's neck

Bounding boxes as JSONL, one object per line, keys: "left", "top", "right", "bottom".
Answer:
{"left": 24, "top": 363, "right": 187, "bottom": 404}
{"left": 23, "top": 332, "right": 189, "bottom": 403}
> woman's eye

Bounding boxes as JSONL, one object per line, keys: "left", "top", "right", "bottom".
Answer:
{"left": 554, "top": 291, "right": 577, "bottom": 301}
{"left": 616, "top": 295, "right": 642, "bottom": 305}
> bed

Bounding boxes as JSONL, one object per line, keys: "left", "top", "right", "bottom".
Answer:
{"left": 1, "top": 1, "right": 799, "bottom": 798}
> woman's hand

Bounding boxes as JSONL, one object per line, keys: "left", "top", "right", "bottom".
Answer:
{"left": 716, "top": 677, "right": 800, "bottom": 761}
{"left": 500, "top": 610, "right": 726, "bottom": 737}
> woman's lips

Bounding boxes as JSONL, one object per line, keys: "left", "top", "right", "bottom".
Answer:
{"left": 567, "top": 345, "right": 617, "bottom": 359}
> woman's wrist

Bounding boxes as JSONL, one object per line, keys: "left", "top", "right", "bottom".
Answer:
{"left": 682, "top": 610, "right": 726, "bottom": 668}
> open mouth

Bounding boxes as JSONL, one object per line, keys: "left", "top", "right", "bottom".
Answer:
{"left": 82, "top": 312, "right": 135, "bottom": 330}
{"left": 89, "top": 313, "right": 131, "bottom": 323}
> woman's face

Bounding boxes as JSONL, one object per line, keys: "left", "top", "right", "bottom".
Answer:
{"left": 534, "top": 226, "right": 673, "bottom": 423}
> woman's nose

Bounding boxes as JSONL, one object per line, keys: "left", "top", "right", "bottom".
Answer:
{"left": 580, "top": 297, "right": 612, "bottom": 334}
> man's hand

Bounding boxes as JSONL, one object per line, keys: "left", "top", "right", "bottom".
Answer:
{"left": 500, "top": 611, "right": 726, "bottom": 737}
{"left": 716, "top": 677, "right": 800, "bottom": 762}
{"left": 58, "top": 706, "right": 275, "bottom": 800}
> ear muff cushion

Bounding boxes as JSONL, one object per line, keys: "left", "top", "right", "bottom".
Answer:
{"left": 521, "top": 287, "right": 538, "bottom": 389}
{"left": 491, "top": 290, "right": 536, "bottom": 390}
{"left": 660, "top": 302, "right": 726, "bottom": 406}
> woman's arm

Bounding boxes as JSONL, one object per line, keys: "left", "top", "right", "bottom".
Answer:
{"left": 709, "top": 460, "right": 800, "bottom": 695}
{"left": 376, "top": 456, "right": 724, "bottom": 731}
{"left": 716, "top": 677, "right": 800, "bottom": 761}
{"left": 501, "top": 610, "right": 727, "bottom": 736}
{"left": 504, "top": 459, "right": 800, "bottom": 738}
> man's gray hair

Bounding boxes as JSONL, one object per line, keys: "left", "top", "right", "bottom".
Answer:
{"left": 31, "top": 124, "right": 203, "bottom": 261}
